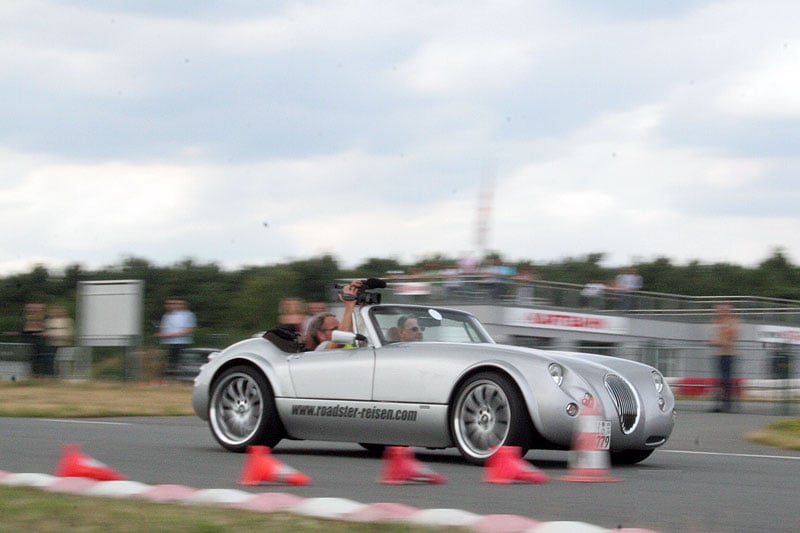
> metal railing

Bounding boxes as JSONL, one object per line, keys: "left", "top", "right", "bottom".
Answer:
{"left": 376, "top": 276, "right": 800, "bottom": 326}
{"left": 553, "top": 339, "right": 798, "bottom": 413}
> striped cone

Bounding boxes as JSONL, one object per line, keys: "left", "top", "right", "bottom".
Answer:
{"left": 483, "top": 446, "right": 549, "bottom": 484}
{"left": 560, "top": 399, "right": 620, "bottom": 483}
{"left": 379, "top": 446, "right": 446, "bottom": 484}
{"left": 54, "top": 443, "right": 126, "bottom": 481}
{"left": 239, "top": 446, "right": 311, "bottom": 486}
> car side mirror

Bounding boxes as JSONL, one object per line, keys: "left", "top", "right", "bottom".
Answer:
{"left": 331, "top": 330, "right": 367, "bottom": 345}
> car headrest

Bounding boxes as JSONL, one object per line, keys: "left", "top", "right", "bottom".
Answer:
{"left": 385, "top": 327, "right": 400, "bottom": 343}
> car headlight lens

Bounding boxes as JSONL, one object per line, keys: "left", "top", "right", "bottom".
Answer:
{"left": 652, "top": 371, "right": 664, "bottom": 393}
{"left": 548, "top": 363, "right": 564, "bottom": 387}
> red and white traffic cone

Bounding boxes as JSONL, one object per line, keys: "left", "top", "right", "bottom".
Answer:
{"left": 560, "top": 399, "right": 620, "bottom": 483}
{"left": 379, "top": 446, "right": 446, "bottom": 484}
{"left": 483, "top": 446, "right": 549, "bottom": 484}
{"left": 239, "top": 446, "right": 311, "bottom": 486}
{"left": 54, "top": 443, "right": 126, "bottom": 481}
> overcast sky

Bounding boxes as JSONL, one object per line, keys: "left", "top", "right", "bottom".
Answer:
{"left": 2, "top": 1, "right": 799, "bottom": 275}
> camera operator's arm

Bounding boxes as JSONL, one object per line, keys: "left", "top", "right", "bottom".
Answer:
{"left": 327, "top": 280, "right": 362, "bottom": 349}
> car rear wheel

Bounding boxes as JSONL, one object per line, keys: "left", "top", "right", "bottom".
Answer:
{"left": 208, "top": 365, "right": 284, "bottom": 452}
{"left": 451, "top": 372, "right": 531, "bottom": 465}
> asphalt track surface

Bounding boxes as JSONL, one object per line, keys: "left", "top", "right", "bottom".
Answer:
{"left": 2, "top": 401, "right": 799, "bottom": 533}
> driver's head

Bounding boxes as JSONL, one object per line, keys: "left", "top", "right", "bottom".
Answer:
{"left": 397, "top": 315, "right": 423, "bottom": 342}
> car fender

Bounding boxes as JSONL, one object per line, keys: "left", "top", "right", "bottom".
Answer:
{"left": 451, "top": 357, "right": 592, "bottom": 447}
{"left": 191, "top": 338, "right": 293, "bottom": 420}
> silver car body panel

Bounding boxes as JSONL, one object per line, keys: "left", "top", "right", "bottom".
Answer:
{"left": 275, "top": 399, "right": 450, "bottom": 447}
{"left": 192, "top": 303, "right": 675, "bottom": 452}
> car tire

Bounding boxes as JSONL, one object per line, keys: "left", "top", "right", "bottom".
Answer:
{"left": 610, "top": 449, "right": 654, "bottom": 465}
{"left": 208, "top": 365, "right": 284, "bottom": 452}
{"left": 451, "top": 371, "right": 531, "bottom": 465}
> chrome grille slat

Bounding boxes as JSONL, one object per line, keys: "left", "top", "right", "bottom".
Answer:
{"left": 604, "top": 374, "right": 640, "bottom": 434}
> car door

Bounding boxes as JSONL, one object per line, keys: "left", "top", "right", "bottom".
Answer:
{"left": 287, "top": 345, "right": 374, "bottom": 400}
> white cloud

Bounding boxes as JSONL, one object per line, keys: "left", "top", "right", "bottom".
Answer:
{"left": 718, "top": 39, "right": 800, "bottom": 119}
{"left": 1, "top": 0, "right": 800, "bottom": 276}
{"left": 393, "top": 39, "right": 538, "bottom": 96}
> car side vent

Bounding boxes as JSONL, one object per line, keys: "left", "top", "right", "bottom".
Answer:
{"left": 604, "top": 374, "right": 639, "bottom": 434}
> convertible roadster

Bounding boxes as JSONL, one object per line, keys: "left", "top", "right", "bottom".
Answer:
{"left": 192, "top": 301, "right": 675, "bottom": 465}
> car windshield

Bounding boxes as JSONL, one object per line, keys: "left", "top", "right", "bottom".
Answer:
{"left": 370, "top": 306, "right": 492, "bottom": 344}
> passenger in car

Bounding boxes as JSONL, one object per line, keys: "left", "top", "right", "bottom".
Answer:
{"left": 396, "top": 315, "right": 424, "bottom": 342}
{"left": 304, "top": 312, "right": 339, "bottom": 350}
{"left": 303, "top": 281, "right": 362, "bottom": 350}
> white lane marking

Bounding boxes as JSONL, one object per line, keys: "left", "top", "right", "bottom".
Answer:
{"left": 662, "top": 449, "right": 800, "bottom": 460}
{"left": 39, "top": 419, "right": 132, "bottom": 426}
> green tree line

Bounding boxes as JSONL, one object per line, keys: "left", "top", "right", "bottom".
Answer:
{"left": 1, "top": 248, "right": 798, "bottom": 347}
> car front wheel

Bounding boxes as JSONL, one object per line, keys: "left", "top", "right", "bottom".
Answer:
{"left": 451, "top": 371, "right": 531, "bottom": 465}
{"left": 208, "top": 365, "right": 284, "bottom": 452}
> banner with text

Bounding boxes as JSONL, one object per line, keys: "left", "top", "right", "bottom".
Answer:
{"left": 504, "top": 308, "right": 629, "bottom": 335}
{"left": 757, "top": 325, "right": 800, "bottom": 345}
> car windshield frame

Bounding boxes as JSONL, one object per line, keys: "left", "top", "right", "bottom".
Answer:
{"left": 369, "top": 305, "right": 494, "bottom": 345}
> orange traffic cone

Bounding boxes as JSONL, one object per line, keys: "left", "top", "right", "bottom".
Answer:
{"left": 379, "top": 446, "right": 447, "bottom": 485}
{"left": 483, "top": 446, "right": 549, "bottom": 484}
{"left": 239, "top": 446, "right": 311, "bottom": 486}
{"left": 54, "top": 443, "right": 126, "bottom": 481}
{"left": 560, "top": 399, "right": 620, "bottom": 483}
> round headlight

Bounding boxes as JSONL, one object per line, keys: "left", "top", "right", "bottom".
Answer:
{"left": 652, "top": 371, "right": 664, "bottom": 393}
{"left": 548, "top": 363, "right": 564, "bottom": 387}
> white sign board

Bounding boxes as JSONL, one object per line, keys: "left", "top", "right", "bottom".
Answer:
{"left": 504, "top": 307, "right": 629, "bottom": 335}
{"left": 757, "top": 325, "right": 800, "bottom": 345}
{"left": 78, "top": 280, "right": 144, "bottom": 347}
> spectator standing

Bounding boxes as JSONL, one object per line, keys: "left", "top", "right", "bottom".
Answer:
{"left": 278, "top": 298, "right": 306, "bottom": 334}
{"left": 44, "top": 305, "right": 75, "bottom": 378}
{"left": 581, "top": 281, "right": 607, "bottom": 309}
{"left": 22, "top": 303, "right": 47, "bottom": 375}
{"left": 301, "top": 301, "right": 328, "bottom": 337}
{"left": 614, "top": 268, "right": 642, "bottom": 311}
{"left": 513, "top": 266, "right": 539, "bottom": 305}
{"left": 482, "top": 258, "right": 516, "bottom": 300}
{"left": 708, "top": 304, "right": 740, "bottom": 413}
{"left": 44, "top": 306, "right": 74, "bottom": 348}
{"left": 157, "top": 298, "right": 197, "bottom": 381}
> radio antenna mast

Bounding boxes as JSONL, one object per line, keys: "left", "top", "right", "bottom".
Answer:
{"left": 476, "top": 162, "right": 496, "bottom": 259}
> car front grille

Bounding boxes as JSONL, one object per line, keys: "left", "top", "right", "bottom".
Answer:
{"left": 604, "top": 374, "right": 639, "bottom": 434}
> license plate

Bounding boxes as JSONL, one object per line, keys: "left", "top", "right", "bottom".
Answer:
{"left": 596, "top": 420, "right": 612, "bottom": 449}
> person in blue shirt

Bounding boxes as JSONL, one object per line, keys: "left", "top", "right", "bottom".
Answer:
{"left": 157, "top": 298, "right": 197, "bottom": 380}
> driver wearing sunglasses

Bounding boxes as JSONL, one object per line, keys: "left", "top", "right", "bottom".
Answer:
{"left": 397, "top": 315, "right": 424, "bottom": 342}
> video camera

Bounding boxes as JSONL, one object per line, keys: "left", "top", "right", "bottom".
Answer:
{"left": 335, "top": 278, "right": 386, "bottom": 305}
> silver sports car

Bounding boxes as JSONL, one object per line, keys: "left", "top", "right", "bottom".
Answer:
{"left": 192, "top": 302, "right": 675, "bottom": 465}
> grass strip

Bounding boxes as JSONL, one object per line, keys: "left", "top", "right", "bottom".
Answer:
{"left": 746, "top": 419, "right": 800, "bottom": 451}
{"left": 0, "top": 486, "right": 444, "bottom": 532}
{"left": 0, "top": 379, "right": 194, "bottom": 417}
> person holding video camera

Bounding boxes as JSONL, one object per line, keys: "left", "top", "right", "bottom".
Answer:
{"left": 303, "top": 280, "right": 363, "bottom": 350}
